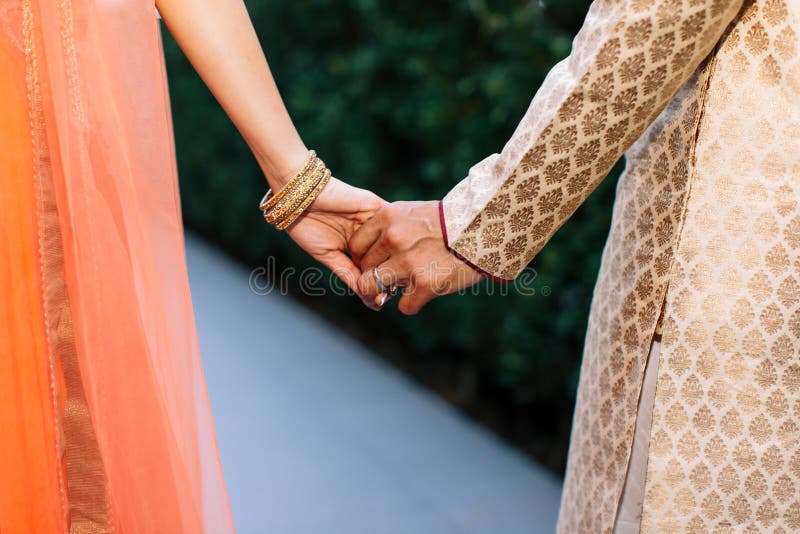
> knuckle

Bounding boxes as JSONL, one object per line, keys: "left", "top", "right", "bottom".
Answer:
{"left": 383, "top": 227, "right": 404, "bottom": 247}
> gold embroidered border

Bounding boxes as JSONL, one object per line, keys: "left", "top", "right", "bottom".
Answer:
{"left": 22, "top": 1, "right": 113, "bottom": 532}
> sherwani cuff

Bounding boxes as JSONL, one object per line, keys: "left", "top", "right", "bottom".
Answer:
{"left": 439, "top": 199, "right": 513, "bottom": 283}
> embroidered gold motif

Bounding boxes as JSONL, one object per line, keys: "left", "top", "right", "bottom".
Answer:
{"left": 23, "top": 0, "right": 113, "bottom": 531}
{"left": 441, "top": 0, "right": 800, "bottom": 530}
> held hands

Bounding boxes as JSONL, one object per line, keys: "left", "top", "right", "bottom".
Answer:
{"left": 266, "top": 154, "right": 479, "bottom": 314}
{"left": 348, "top": 201, "right": 483, "bottom": 314}
{"left": 286, "top": 177, "right": 385, "bottom": 295}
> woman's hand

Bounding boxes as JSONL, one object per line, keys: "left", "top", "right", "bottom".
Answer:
{"left": 285, "top": 177, "right": 386, "bottom": 295}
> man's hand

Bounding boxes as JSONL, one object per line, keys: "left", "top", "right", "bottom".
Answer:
{"left": 349, "top": 201, "right": 483, "bottom": 314}
{"left": 286, "top": 177, "right": 385, "bottom": 296}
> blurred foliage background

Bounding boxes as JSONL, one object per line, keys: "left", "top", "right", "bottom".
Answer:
{"left": 162, "top": 0, "right": 622, "bottom": 475}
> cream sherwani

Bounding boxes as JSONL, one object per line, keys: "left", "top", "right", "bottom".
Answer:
{"left": 440, "top": 0, "right": 800, "bottom": 530}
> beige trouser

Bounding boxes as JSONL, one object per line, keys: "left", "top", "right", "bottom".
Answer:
{"left": 613, "top": 334, "right": 662, "bottom": 534}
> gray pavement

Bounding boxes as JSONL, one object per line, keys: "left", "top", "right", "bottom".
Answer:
{"left": 186, "top": 235, "right": 563, "bottom": 534}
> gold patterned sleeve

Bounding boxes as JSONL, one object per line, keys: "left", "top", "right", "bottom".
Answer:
{"left": 440, "top": 0, "right": 744, "bottom": 281}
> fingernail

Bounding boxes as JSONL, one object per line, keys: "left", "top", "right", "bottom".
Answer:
{"left": 377, "top": 293, "right": 388, "bottom": 307}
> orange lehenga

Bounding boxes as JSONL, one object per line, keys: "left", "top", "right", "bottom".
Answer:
{"left": 0, "top": 1, "right": 234, "bottom": 532}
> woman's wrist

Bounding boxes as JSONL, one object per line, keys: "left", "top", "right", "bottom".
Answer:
{"left": 258, "top": 150, "right": 331, "bottom": 231}
{"left": 256, "top": 143, "right": 310, "bottom": 190}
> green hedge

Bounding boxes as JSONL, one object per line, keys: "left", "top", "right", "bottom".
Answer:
{"left": 163, "top": 0, "right": 619, "bottom": 474}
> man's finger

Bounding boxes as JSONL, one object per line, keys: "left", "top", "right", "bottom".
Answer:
{"left": 356, "top": 257, "right": 409, "bottom": 306}
{"left": 397, "top": 282, "right": 436, "bottom": 315}
{"left": 349, "top": 209, "right": 388, "bottom": 263}
{"left": 359, "top": 238, "right": 391, "bottom": 273}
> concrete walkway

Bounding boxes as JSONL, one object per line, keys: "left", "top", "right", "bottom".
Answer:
{"left": 186, "top": 235, "right": 562, "bottom": 534}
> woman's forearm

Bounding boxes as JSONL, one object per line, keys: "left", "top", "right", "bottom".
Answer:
{"left": 156, "top": 0, "right": 306, "bottom": 187}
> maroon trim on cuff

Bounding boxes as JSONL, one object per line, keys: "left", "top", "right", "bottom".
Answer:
{"left": 438, "top": 199, "right": 451, "bottom": 249}
{"left": 437, "top": 200, "right": 512, "bottom": 284}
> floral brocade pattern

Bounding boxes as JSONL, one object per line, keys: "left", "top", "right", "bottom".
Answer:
{"left": 557, "top": 75, "right": 709, "bottom": 532}
{"left": 441, "top": 0, "right": 800, "bottom": 530}
{"left": 442, "top": 0, "right": 744, "bottom": 281}
{"left": 642, "top": 0, "right": 800, "bottom": 530}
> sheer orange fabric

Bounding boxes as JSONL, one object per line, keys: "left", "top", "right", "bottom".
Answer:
{"left": 0, "top": 6, "right": 66, "bottom": 530}
{"left": 0, "top": 1, "right": 234, "bottom": 532}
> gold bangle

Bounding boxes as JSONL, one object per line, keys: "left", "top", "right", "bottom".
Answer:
{"left": 276, "top": 169, "right": 331, "bottom": 230}
{"left": 259, "top": 150, "right": 318, "bottom": 212}
{"left": 258, "top": 150, "right": 332, "bottom": 231}
{"left": 265, "top": 158, "right": 327, "bottom": 224}
{"left": 266, "top": 163, "right": 325, "bottom": 225}
{"left": 259, "top": 156, "right": 322, "bottom": 224}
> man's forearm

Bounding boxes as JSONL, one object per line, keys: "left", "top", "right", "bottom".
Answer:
{"left": 441, "top": 0, "right": 744, "bottom": 281}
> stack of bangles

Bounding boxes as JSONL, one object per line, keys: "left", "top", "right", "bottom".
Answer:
{"left": 259, "top": 150, "right": 331, "bottom": 230}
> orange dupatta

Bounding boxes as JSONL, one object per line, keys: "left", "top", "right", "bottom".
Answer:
{"left": 0, "top": 1, "right": 234, "bottom": 532}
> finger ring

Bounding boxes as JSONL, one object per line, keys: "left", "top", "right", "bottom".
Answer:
{"left": 372, "top": 267, "right": 390, "bottom": 294}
